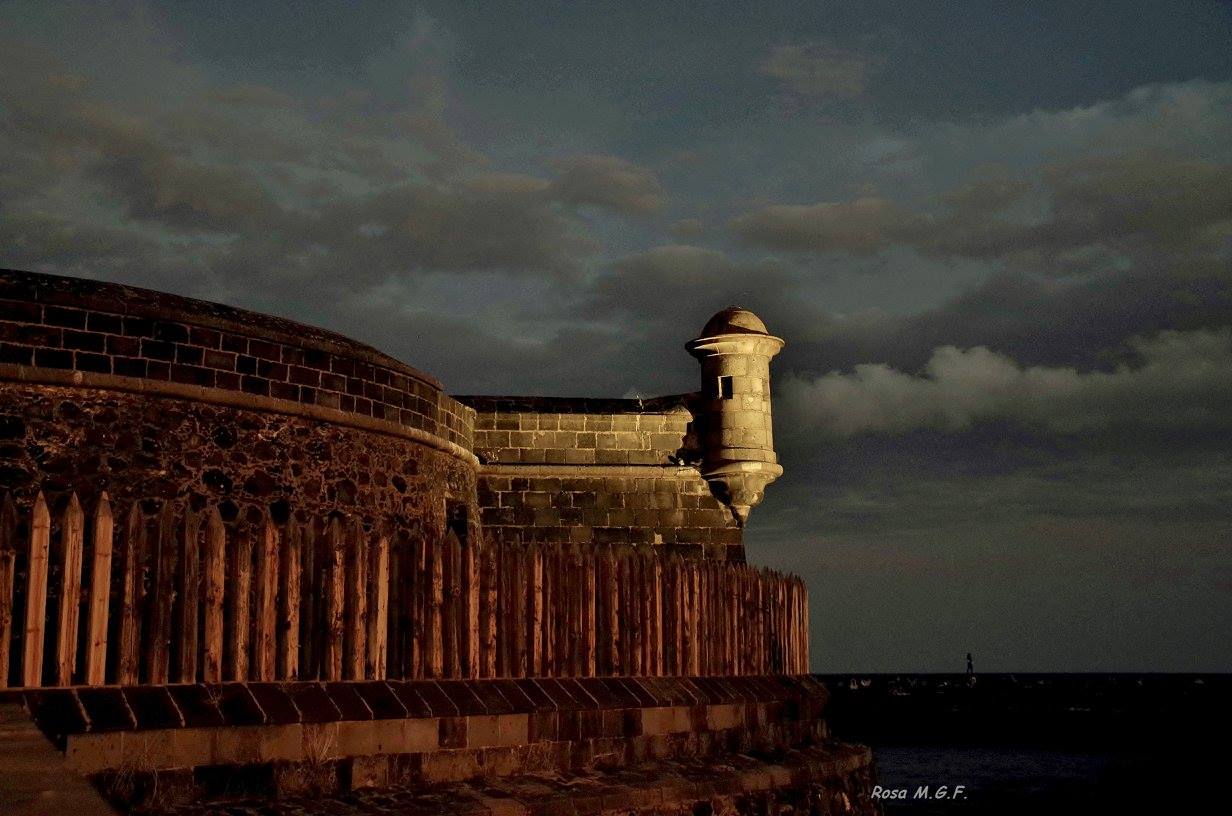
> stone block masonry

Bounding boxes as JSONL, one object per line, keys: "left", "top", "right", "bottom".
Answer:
{"left": 0, "top": 269, "right": 480, "bottom": 611}
{"left": 465, "top": 396, "right": 696, "bottom": 467}
{"left": 0, "top": 269, "right": 474, "bottom": 450}
{"left": 475, "top": 472, "right": 738, "bottom": 552}
{"left": 461, "top": 395, "right": 746, "bottom": 561}
{"left": 1, "top": 271, "right": 785, "bottom": 563}
{"left": 0, "top": 675, "right": 871, "bottom": 813}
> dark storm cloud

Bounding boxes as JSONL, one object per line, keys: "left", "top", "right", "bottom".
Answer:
{"left": 0, "top": 36, "right": 674, "bottom": 303}
{"left": 0, "top": 212, "right": 173, "bottom": 276}
{"left": 546, "top": 155, "right": 666, "bottom": 215}
{"left": 580, "top": 245, "right": 838, "bottom": 393}
{"left": 2, "top": 0, "right": 1231, "bottom": 671}
{"left": 591, "top": 245, "right": 793, "bottom": 318}
{"left": 729, "top": 196, "right": 908, "bottom": 256}
{"left": 0, "top": 39, "right": 675, "bottom": 296}
{"left": 731, "top": 78, "right": 1232, "bottom": 283}
{"left": 731, "top": 152, "right": 1232, "bottom": 267}
{"left": 844, "top": 261, "right": 1232, "bottom": 374}
{"left": 320, "top": 178, "right": 596, "bottom": 277}
{"left": 757, "top": 40, "right": 872, "bottom": 99}
{"left": 669, "top": 218, "right": 706, "bottom": 240}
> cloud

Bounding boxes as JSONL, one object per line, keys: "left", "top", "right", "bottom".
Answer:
{"left": 1032, "top": 152, "right": 1232, "bottom": 254}
{"left": 780, "top": 327, "right": 1232, "bottom": 437}
{"left": 729, "top": 196, "right": 911, "bottom": 255}
{"left": 205, "top": 83, "right": 297, "bottom": 109}
{"left": 331, "top": 179, "right": 596, "bottom": 277}
{"left": 731, "top": 153, "right": 1232, "bottom": 272}
{"left": 0, "top": 30, "right": 647, "bottom": 297}
{"left": 729, "top": 79, "right": 1232, "bottom": 276}
{"left": 589, "top": 245, "right": 796, "bottom": 322}
{"left": 910, "top": 152, "right": 1232, "bottom": 267}
{"left": 546, "top": 154, "right": 666, "bottom": 214}
{"left": 670, "top": 218, "right": 706, "bottom": 239}
{"left": 758, "top": 41, "right": 870, "bottom": 98}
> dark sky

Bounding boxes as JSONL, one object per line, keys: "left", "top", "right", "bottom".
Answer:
{"left": 2, "top": 0, "right": 1230, "bottom": 671}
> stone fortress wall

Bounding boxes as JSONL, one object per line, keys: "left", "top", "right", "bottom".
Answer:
{"left": 0, "top": 269, "right": 476, "bottom": 542}
{"left": 0, "top": 270, "right": 472, "bottom": 446}
{"left": 0, "top": 269, "right": 877, "bottom": 816}
{"left": 461, "top": 395, "right": 745, "bottom": 561}
{"left": 0, "top": 269, "right": 763, "bottom": 558}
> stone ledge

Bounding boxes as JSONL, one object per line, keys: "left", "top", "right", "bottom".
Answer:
{"left": 0, "top": 703, "right": 113, "bottom": 816}
{"left": 480, "top": 463, "right": 701, "bottom": 477}
{"left": 0, "top": 364, "right": 478, "bottom": 465}
{"left": 13, "top": 676, "right": 827, "bottom": 747}
{"left": 65, "top": 707, "right": 825, "bottom": 775}
{"left": 457, "top": 395, "right": 696, "bottom": 416}
{"left": 0, "top": 268, "right": 443, "bottom": 391}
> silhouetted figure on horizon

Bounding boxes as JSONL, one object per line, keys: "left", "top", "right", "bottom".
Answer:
{"left": 966, "top": 652, "right": 974, "bottom": 675}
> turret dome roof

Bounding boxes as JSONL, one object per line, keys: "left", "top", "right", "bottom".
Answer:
{"left": 700, "top": 306, "right": 769, "bottom": 337}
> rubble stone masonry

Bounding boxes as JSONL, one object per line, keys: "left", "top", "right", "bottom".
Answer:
{"left": 0, "top": 269, "right": 477, "bottom": 538}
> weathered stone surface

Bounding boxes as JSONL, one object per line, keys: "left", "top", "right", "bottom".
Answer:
{"left": 123, "top": 686, "right": 185, "bottom": 731}
{"left": 0, "top": 269, "right": 471, "bottom": 448}
{"left": 472, "top": 460, "right": 744, "bottom": 561}
{"left": 96, "top": 744, "right": 878, "bottom": 815}
{"left": 166, "top": 686, "right": 226, "bottom": 729}
{"left": 0, "top": 383, "right": 477, "bottom": 539}
{"left": 0, "top": 703, "right": 113, "bottom": 816}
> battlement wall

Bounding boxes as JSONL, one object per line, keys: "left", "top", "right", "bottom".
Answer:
{"left": 461, "top": 395, "right": 694, "bottom": 467}
{"left": 458, "top": 396, "right": 744, "bottom": 561}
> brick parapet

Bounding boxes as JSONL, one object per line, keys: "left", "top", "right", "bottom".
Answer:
{"left": 457, "top": 395, "right": 695, "bottom": 415}
{"left": 0, "top": 269, "right": 473, "bottom": 450}
{"left": 461, "top": 395, "right": 743, "bottom": 559}
{"left": 458, "top": 395, "right": 700, "bottom": 468}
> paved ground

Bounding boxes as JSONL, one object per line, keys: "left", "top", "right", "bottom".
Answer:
{"left": 0, "top": 703, "right": 116, "bottom": 816}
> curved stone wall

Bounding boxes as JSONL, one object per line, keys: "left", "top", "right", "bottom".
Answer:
{"left": 0, "top": 269, "right": 473, "bottom": 448}
{"left": 0, "top": 269, "right": 476, "bottom": 531}
{"left": 0, "top": 384, "right": 474, "bottom": 532}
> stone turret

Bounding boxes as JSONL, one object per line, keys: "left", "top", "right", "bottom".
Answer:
{"left": 686, "top": 306, "right": 785, "bottom": 526}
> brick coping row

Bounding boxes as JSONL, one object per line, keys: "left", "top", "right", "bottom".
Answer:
{"left": 14, "top": 675, "right": 827, "bottom": 743}
{"left": 458, "top": 394, "right": 695, "bottom": 416}
{"left": 1, "top": 269, "right": 478, "bottom": 450}
{"left": 0, "top": 269, "right": 441, "bottom": 390}
{"left": 0, "top": 363, "right": 478, "bottom": 464}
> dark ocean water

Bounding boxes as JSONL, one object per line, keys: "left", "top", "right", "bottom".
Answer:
{"left": 872, "top": 744, "right": 1151, "bottom": 814}
{"left": 818, "top": 674, "right": 1229, "bottom": 815}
